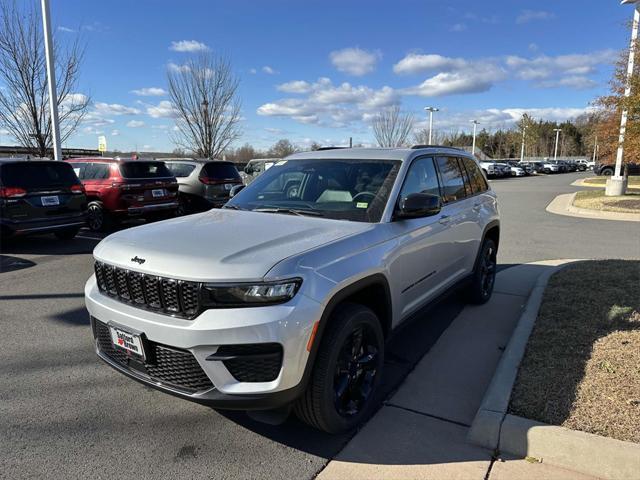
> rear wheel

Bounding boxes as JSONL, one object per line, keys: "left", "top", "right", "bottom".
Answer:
{"left": 467, "top": 238, "right": 497, "bottom": 305}
{"left": 295, "top": 303, "right": 384, "bottom": 433}
{"left": 54, "top": 226, "right": 80, "bottom": 240}
{"left": 87, "top": 201, "right": 111, "bottom": 232}
{"left": 600, "top": 167, "right": 614, "bottom": 176}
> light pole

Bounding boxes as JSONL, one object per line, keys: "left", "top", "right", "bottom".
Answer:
{"left": 607, "top": 0, "right": 639, "bottom": 196}
{"left": 592, "top": 136, "right": 598, "bottom": 163}
{"left": 424, "top": 107, "right": 439, "bottom": 144}
{"left": 553, "top": 128, "right": 562, "bottom": 160}
{"left": 520, "top": 125, "right": 528, "bottom": 162}
{"left": 40, "top": 0, "right": 61, "bottom": 161}
{"left": 471, "top": 120, "right": 480, "bottom": 155}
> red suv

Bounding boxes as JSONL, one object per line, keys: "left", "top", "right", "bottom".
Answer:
{"left": 66, "top": 158, "right": 178, "bottom": 231}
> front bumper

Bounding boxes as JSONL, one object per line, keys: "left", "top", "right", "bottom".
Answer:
{"left": 85, "top": 275, "right": 322, "bottom": 408}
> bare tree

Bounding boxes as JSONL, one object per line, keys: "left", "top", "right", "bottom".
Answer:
{"left": 167, "top": 53, "right": 242, "bottom": 159}
{"left": 0, "top": 0, "right": 89, "bottom": 157}
{"left": 372, "top": 106, "right": 414, "bottom": 148}
{"left": 268, "top": 139, "right": 297, "bottom": 157}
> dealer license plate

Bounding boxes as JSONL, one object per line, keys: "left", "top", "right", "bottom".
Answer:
{"left": 109, "top": 325, "right": 145, "bottom": 359}
{"left": 152, "top": 189, "right": 165, "bottom": 198}
{"left": 41, "top": 195, "right": 59, "bottom": 206}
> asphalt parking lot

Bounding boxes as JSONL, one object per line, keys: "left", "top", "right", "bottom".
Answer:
{"left": 1, "top": 171, "right": 638, "bottom": 479}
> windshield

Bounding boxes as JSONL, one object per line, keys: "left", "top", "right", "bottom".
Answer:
{"left": 227, "top": 158, "right": 400, "bottom": 222}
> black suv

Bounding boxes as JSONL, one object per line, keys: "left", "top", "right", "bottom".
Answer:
{"left": 0, "top": 159, "right": 87, "bottom": 240}
{"left": 594, "top": 161, "right": 640, "bottom": 176}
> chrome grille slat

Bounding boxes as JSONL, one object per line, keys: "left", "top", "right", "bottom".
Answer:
{"left": 93, "top": 261, "right": 200, "bottom": 319}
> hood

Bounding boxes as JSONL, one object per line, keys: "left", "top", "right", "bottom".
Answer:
{"left": 93, "top": 209, "right": 371, "bottom": 281}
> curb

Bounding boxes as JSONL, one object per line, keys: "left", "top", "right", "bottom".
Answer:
{"left": 467, "top": 260, "right": 640, "bottom": 480}
{"left": 546, "top": 192, "right": 640, "bottom": 222}
{"left": 571, "top": 178, "right": 640, "bottom": 189}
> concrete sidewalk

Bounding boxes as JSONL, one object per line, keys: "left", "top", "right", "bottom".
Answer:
{"left": 317, "top": 262, "right": 598, "bottom": 480}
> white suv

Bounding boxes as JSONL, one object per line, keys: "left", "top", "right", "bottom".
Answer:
{"left": 85, "top": 147, "right": 500, "bottom": 433}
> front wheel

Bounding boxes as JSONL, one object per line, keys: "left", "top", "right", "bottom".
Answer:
{"left": 600, "top": 167, "right": 614, "bottom": 176}
{"left": 294, "top": 303, "right": 384, "bottom": 433}
{"left": 467, "top": 238, "right": 497, "bottom": 305}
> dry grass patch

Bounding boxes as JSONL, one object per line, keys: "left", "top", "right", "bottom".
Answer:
{"left": 573, "top": 189, "right": 640, "bottom": 213}
{"left": 583, "top": 176, "right": 640, "bottom": 187}
{"left": 510, "top": 260, "right": 640, "bottom": 443}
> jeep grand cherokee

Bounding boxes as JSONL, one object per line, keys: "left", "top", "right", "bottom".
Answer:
{"left": 85, "top": 146, "right": 500, "bottom": 433}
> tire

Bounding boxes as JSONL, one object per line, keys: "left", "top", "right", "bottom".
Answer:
{"left": 600, "top": 167, "right": 614, "bottom": 176}
{"left": 467, "top": 238, "right": 498, "bottom": 305}
{"left": 54, "top": 226, "right": 80, "bottom": 240}
{"left": 87, "top": 201, "right": 111, "bottom": 232}
{"left": 294, "top": 303, "right": 384, "bottom": 433}
{"left": 176, "top": 194, "right": 189, "bottom": 216}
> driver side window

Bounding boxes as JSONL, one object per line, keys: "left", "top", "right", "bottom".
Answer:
{"left": 399, "top": 157, "right": 441, "bottom": 200}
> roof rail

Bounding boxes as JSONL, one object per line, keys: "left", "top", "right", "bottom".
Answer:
{"left": 316, "top": 146, "right": 350, "bottom": 151}
{"left": 410, "top": 144, "right": 465, "bottom": 151}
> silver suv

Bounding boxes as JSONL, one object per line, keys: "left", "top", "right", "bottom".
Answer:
{"left": 85, "top": 147, "right": 500, "bottom": 433}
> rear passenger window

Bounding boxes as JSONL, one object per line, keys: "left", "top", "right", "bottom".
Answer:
{"left": 436, "top": 157, "right": 467, "bottom": 203}
{"left": 462, "top": 158, "right": 488, "bottom": 194}
{"left": 400, "top": 157, "right": 440, "bottom": 199}
{"left": 68, "top": 162, "right": 86, "bottom": 179}
{"left": 84, "top": 163, "right": 110, "bottom": 180}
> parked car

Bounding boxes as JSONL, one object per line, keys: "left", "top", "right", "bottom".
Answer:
{"left": 573, "top": 159, "right": 589, "bottom": 171}
{"left": 594, "top": 161, "right": 640, "bottom": 176}
{"left": 161, "top": 159, "right": 243, "bottom": 215}
{"left": 242, "top": 158, "right": 281, "bottom": 184}
{"left": 0, "top": 158, "right": 87, "bottom": 240}
{"left": 520, "top": 161, "right": 545, "bottom": 174}
{"left": 86, "top": 146, "right": 500, "bottom": 433}
{"left": 542, "top": 162, "right": 560, "bottom": 173}
{"left": 66, "top": 157, "right": 178, "bottom": 231}
{"left": 494, "top": 162, "right": 513, "bottom": 177}
{"left": 504, "top": 162, "right": 526, "bottom": 176}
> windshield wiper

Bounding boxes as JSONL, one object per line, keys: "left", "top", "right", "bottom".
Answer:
{"left": 252, "top": 207, "right": 324, "bottom": 217}
{"left": 222, "top": 204, "right": 244, "bottom": 210}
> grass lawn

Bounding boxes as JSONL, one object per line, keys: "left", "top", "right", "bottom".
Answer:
{"left": 573, "top": 189, "right": 640, "bottom": 213}
{"left": 510, "top": 260, "right": 640, "bottom": 443}
{"left": 583, "top": 176, "right": 640, "bottom": 187}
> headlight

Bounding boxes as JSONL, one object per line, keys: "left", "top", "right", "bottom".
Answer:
{"left": 201, "top": 278, "right": 302, "bottom": 307}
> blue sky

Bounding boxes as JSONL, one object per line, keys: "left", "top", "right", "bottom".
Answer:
{"left": 41, "top": 0, "right": 633, "bottom": 152}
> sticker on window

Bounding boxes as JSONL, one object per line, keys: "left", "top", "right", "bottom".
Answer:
{"left": 356, "top": 202, "right": 368, "bottom": 209}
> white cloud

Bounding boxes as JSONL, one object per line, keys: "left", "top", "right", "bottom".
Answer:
{"left": 130, "top": 87, "right": 167, "bottom": 96}
{"left": 277, "top": 80, "right": 312, "bottom": 94}
{"left": 516, "top": 10, "right": 555, "bottom": 24}
{"left": 402, "top": 64, "right": 505, "bottom": 97}
{"left": 264, "top": 127, "right": 288, "bottom": 135}
{"left": 126, "top": 120, "right": 145, "bottom": 128}
{"left": 249, "top": 68, "right": 257, "bottom": 74}
{"left": 146, "top": 100, "right": 177, "bottom": 119}
{"left": 537, "top": 76, "right": 598, "bottom": 90}
{"left": 450, "top": 23, "right": 467, "bottom": 32}
{"left": 141, "top": 145, "right": 154, "bottom": 150}
{"left": 258, "top": 77, "right": 399, "bottom": 127}
{"left": 111, "top": 129, "right": 120, "bottom": 136}
{"left": 169, "top": 40, "right": 209, "bottom": 52}
{"left": 506, "top": 50, "right": 615, "bottom": 83}
{"left": 94, "top": 102, "right": 141, "bottom": 115}
{"left": 393, "top": 53, "right": 468, "bottom": 75}
{"left": 329, "top": 47, "right": 380, "bottom": 76}
{"left": 167, "top": 62, "right": 190, "bottom": 73}
{"left": 262, "top": 66, "right": 278, "bottom": 75}
{"left": 57, "top": 26, "right": 75, "bottom": 33}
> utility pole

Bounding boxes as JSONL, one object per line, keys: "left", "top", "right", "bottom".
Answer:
{"left": 471, "top": 120, "right": 480, "bottom": 156}
{"left": 592, "top": 136, "right": 598, "bottom": 163}
{"left": 424, "top": 107, "right": 439, "bottom": 144}
{"left": 607, "top": 0, "right": 639, "bottom": 195}
{"left": 553, "top": 128, "right": 562, "bottom": 160}
{"left": 41, "top": 0, "right": 62, "bottom": 161}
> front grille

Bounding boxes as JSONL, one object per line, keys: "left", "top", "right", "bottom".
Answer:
{"left": 94, "top": 261, "right": 201, "bottom": 319}
{"left": 94, "top": 319, "right": 213, "bottom": 393}
{"left": 216, "top": 344, "right": 283, "bottom": 383}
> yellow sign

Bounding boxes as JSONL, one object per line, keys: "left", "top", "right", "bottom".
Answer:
{"left": 98, "top": 135, "right": 107, "bottom": 152}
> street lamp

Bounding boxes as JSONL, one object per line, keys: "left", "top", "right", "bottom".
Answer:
{"left": 520, "top": 124, "right": 528, "bottom": 162}
{"left": 424, "top": 107, "right": 439, "bottom": 144}
{"left": 553, "top": 128, "right": 562, "bottom": 160}
{"left": 607, "top": 0, "right": 639, "bottom": 195}
{"left": 471, "top": 120, "right": 480, "bottom": 155}
{"left": 40, "top": 0, "right": 61, "bottom": 161}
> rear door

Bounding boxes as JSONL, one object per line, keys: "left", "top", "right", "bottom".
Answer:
{"left": 0, "top": 161, "right": 84, "bottom": 221}
{"left": 117, "top": 161, "right": 178, "bottom": 206}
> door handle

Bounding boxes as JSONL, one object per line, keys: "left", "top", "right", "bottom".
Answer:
{"left": 438, "top": 214, "right": 451, "bottom": 225}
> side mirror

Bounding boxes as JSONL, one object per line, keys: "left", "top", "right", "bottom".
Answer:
{"left": 244, "top": 165, "right": 254, "bottom": 175}
{"left": 396, "top": 193, "right": 441, "bottom": 219}
{"left": 229, "top": 184, "right": 245, "bottom": 198}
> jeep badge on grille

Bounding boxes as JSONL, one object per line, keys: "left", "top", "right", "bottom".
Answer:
{"left": 131, "top": 256, "right": 146, "bottom": 265}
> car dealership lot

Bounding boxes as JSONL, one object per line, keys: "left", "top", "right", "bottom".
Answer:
{"left": 1, "top": 171, "right": 638, "bottom": 479}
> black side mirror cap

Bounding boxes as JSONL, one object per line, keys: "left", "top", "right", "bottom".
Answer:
{"left": 244, "top": 165, "right": 254, "bottom": 174}
{"left": 229, "top": 184, "right": 245, "bottom": 198}
{"left": 396, "top": 193, "right": 442, "bottom": 219}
